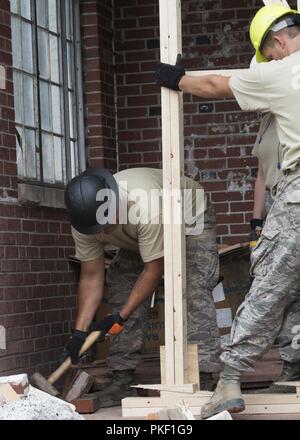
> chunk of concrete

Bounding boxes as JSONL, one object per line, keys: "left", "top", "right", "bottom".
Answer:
{"left": 0, "top": 386, "right": 84, "bottom": 420}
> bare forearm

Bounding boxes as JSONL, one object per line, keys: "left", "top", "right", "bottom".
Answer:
{"left": 120, "top": 260, "right": 164, "bottom": 320}
{"left": 75, "top": 280, "right": 104, "bottom": 331}
{"left": 75, "top": 259, "right": 105, "bottom": 331}
{"left": 179, "top": 74, "right": 234, "bottom": 99}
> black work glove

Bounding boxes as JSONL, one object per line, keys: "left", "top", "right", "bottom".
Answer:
{"left": 60, "top": 329, "right": 88, "bottom": 365}
{"left": 89, "top": 313, "right": 127, "bottom": 336}
{"left": 249, "top": 218, "right": 263, "bottom": 249}
{"left": 155, "top": 54, "right": 185, "bottom": 91}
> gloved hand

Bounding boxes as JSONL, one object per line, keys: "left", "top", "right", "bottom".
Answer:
{"left": 249, "top": 218, "right": 263, "bottom": 250}
{"left": 60, "top": 329, "right": 88, "bottom": 365}
{"left": 89, "top": 313, "right": 127, "bottom": 336}
{"left": 155, "top": 54, "right": 185, "bottom": 91}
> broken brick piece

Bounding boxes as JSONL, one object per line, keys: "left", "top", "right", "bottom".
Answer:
{"left": 72, "top": 392, "right": 101, "bottom": 414}
{"left": 0, "top": 384, "right": 21, "bottom": 405}
{"left": 0, "top": 374, "right": 29, "bottom": 395}
{"left": 64, "top": 370, "right": 94, "bottom": 403}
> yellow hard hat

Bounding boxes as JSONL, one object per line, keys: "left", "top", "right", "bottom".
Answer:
{"left": 250, "top": 5, "right": 298, "bottom": 63}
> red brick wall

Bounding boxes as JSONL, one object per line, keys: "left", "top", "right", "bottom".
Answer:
{"left": 81, "top": 0, "right": 117, "bottom": 171}
{"left": 0, "top": 0, "right": 78, "bottom": 377}
{"left": 113, "top": 0, "right": 297, "bottom": 244}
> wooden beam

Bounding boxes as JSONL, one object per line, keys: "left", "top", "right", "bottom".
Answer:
{"left": 159, "top": 0, "right": 187, "bottom": 385}
{"left": 122, "top": 392, "right": 300, "bottom": 417}
{"left": 132, "top": 384, "right": 198, "bottom": 394}
{"left": 160, "top": 344, "right": 199, "bottom": 387}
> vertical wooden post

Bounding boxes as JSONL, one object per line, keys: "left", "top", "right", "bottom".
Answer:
{"left": 159, "top": 0, "right": 188, "bottom": 385}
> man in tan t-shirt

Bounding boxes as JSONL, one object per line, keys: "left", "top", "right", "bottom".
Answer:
{"left": 156, "top": 4, "right": 300, "bottom": 417}
{"left": 63, "top": 167, "right": 221, "bottom": 407}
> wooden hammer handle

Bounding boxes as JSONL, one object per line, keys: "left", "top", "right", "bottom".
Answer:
{"left": 48, "top": 331, "right": 102, "bottom": 385}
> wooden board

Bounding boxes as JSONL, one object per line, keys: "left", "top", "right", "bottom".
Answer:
{"left": 122, "top": 392, "right": 300, "bottom": 417}
{"left": 160, "top": 0, "right": 187, "bottom": 385}
{"left": 160, "top": 344, "right": 199, "bottom": 387}
{"left": 132, "top": 384, "right": 198, "bottom": 394}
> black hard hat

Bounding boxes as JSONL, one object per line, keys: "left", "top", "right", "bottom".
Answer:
{"left": 64, "top": 168, "right": 119, "bottom": 235}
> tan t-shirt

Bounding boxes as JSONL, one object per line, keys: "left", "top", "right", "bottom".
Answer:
{"left": 72, "top": 168, "right": 207, "bottom": 263}
{"left": 252, "top": 113, "right": 283, "bottom": 190}
{"left": 229, "top": 51, "right": 300, "bottom": 171}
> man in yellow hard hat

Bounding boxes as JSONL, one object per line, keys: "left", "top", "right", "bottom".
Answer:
{"left": 155, "top": 4, "right": 300, "bottom": 418}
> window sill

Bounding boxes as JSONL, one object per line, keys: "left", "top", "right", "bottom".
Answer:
{"left": 18, "top": 183, "right": 66, "bottom": 209}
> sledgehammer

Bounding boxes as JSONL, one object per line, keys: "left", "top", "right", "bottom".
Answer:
{"left": 30, "top": 330, "right": 104, "bottom": 397}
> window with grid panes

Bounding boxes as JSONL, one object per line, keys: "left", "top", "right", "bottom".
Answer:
{"left": 10, "top": 0, "right": 85, "bottom": 186}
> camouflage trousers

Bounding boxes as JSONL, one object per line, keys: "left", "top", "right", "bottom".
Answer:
{"left": 265, "top": 189, "right": 300, "bottom": 364}
{"left": 105, "top": 202, "right": 221, "bottom": 373}
{"left": 221, "top": 172, "right": 300, "bottom": 371}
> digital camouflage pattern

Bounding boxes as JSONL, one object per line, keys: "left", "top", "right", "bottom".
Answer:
{"left": 222, "top": 172, "right": 300, "bottom": 371}
{"left": 105, "top": 202, "right": 221, "bottom": 373}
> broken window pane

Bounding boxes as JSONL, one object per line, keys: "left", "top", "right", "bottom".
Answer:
{"left": 51, "top": 85, "right": 61, "bottom": 134}
{"left": 23, "top": 75, "right": 35, "bottom": 127}
{"left": 38, "top": 29, "right": 50, "bottom": 79}
{"left": 40, "top": 81, "right": 51, "bottom": 131}
{"left": 36, "top": 0, "right": 48, "bottom": 28}
{"left": 16, "top": 126, "right": 25, "bottom": 178}
{"left": 42, "top": 132, "right": 55, "bottom": 183}
{"left": 22, "top": 20, "right": 34, "bottom": 73}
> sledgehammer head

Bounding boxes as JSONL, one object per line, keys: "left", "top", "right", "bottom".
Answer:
{"left": 30, "top": 372, "right": 60, "bottom": 397}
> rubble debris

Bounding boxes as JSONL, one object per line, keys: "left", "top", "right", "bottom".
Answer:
{"left": 0, "top": 386, "right": 85, "bottom": 420}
